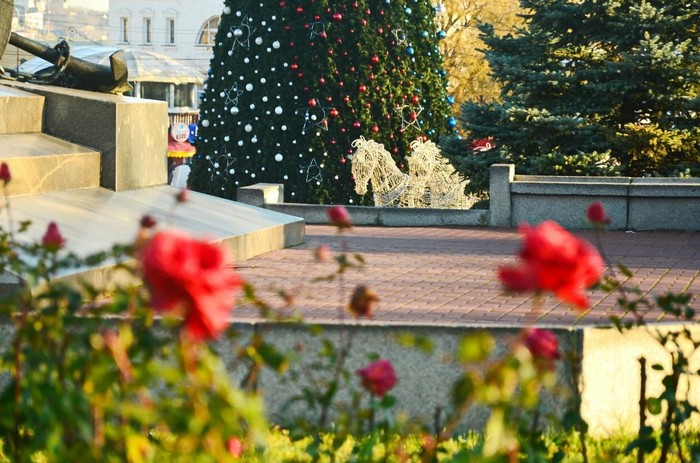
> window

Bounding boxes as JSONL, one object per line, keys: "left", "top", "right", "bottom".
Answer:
{"left": 143, "top": 17, "right": 152, "bottom": 44}
{"left": 173, "top": 84, "right": 195, "bottom": 108}
{"left": 141, "top": 83, "right": 168, "bottom": 102}
{"left": 119, "top": 17, "right": 129, "bottom": 43}
{"left": 166, "top": 18, "right": 175, "bottom": 45}
{"left": 197, "top": 16, "right": 220, "bottom": 46}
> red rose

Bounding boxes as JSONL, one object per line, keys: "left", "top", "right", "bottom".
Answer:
{"left": 499, "top": 221, "right": 603, "bottom": 309}
{"left": 41, "top": 222, "right": 66, "bottom": 251}
{"left": 587, "top": 201, "right": 611, "bottom": 225}
{"left": 326, "top": 205, "right": 352, "bottom": 229}
{"left": 524, "top": 328, "right": 560, "bottom": 363}
{"left": 356, "top": 359, "right": 397, "bottom": 397}
{"left": 349, "top": 285, "right": 379, "bottom": 318}
{"left": 140, "top": 231, "right": 243, "bottom": 341}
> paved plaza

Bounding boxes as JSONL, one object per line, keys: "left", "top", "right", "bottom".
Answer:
{"left": 234, "top": 225, "right": 700, "bottom": 327}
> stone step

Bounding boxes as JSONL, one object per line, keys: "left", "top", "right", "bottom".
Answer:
{"left": 0, "top": 85, "right": 44, "bottom": 134}
{"left": 0, "top": 133, "right": 101, "bottom": 196}
{"left": 3, "top": 185, "right": 304, "bottom": 287}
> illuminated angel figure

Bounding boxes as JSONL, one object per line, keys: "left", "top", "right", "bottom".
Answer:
{"left": 406, "top": 138, "right": 473, "bottom": 209}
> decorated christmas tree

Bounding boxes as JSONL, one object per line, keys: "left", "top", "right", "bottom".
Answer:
{"left": 188, "top": 0, "right": 454, "bottom": 205}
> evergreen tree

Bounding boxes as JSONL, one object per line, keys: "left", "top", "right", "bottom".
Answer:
{"left": 189, "top": 0, "right": 454, "bottom": 205}
{"left": 442, "top": 0, "right": 700, "bottom": 195}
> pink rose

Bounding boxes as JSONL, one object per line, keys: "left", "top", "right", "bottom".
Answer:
{"left": 499, "top": 221, "right": 604, "bottom": 309}
{"left": 356, "top": 359, "right": 397, "bottom": 397}
{"left": 227, "top": 437, "right": 243, "bottom": 458}
{"left": 0, "top": 162, "right": 11, "bottom": 184}
{"left": 326, "top": 205, "right": 352, "bottom": 229}
{"left": 587, "top": 201, "right": 611, "bottom": 225}
{"left": 140, "top": 231, "right": 243, "bottom": 341}
{"left": 313, "top": 244, "right": 331, "bottom": 262}
{"left": 524, "top": 328, "right": 560, "bottom": 362}
{"left": 42, "top": 222, "right": 66, "bottom": 251}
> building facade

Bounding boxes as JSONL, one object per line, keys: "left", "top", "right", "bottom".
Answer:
{"left": 107, "top": 0, "right": 223, "bottom": 74}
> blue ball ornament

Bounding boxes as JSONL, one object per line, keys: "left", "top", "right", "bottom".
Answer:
{"left": 448, "top": 117, "right": 457, "bottom": 128}
{"left": 440, "top": 69, "right": 447, "bottom": 76}
{"left": 404, "top": 7, "right": 412, "bottom": 14}
{"left": 437, "top": 30, "right": 447, "bottom": 39}
{"left": 406, "top": 46, "right": 415, "bottom": 56}
{"left": 421, "top": 30, "right": 429, "bottom": 38}
{"left": 447, "top": 95, "right": 455, "bottom": 105}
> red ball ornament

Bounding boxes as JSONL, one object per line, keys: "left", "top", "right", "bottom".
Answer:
{"left": 411, "top": 95, "right": 420, "bottom": 104}
{"left": 289, "top": 42, "right": 295, "bottom": 47}
{"left": 333, "top": 13, "right": 343, "bottom": 21}
{"left": 330, "top": 139, "right": 337, "bottom": 145}
{"left": 371, "top": 125, "right": 379, "bottom": 133}
{"left": 296, "top": 7, "right": 304, "bottom": 13}
{"left": 365, "top": 9, "right": 371, "bottom": 14}
{"left": 319, "top": 77, "right": 326, "bottom": 84}
{"left": 279, "top": 1, "right": 286, "bottom": 6}
{"left": 314, "top": 15, "right": 320, "bottom": 20}
{"left": 385, "top": 113, "right": 391, "bottom": 120}
{"left": 284, "top": 25, "right": 291, "bottom": 31}
{"left": 389, "top": 133, "right": 394, "bottom": 139}
{"left": 320, "top": 32, "right": 327, "bottom": 38}
{"left": 326, "top": 96, "right": 333, "bottom": 102}
{"left": 358, "top": 84, "right": 367, "bottom": 92}
{"left": 364, "top": 102, "right": 371, "bottom": 108}
{"left": 298, "top": 72, "right": 304, "bottom": 78}
{"left": 350, "top": 66, "right": 356, "bottom": 72}
{"left": 308, "top": 99, "right": 317, "bottom": 107}
{"left": 336, "top": 38, "right": 343, "bottom": 44}
{"left": 377, "top": 28, "right": 383, "bottom": 34}
{"left": 371, "top": 55, "right": 380, "bottom": 64}
{"left": 410, "top": 112, "right": 418, "bottom": 120}
{"left": 338, "top": 81, "right": 344, "bottom": 87}
{"left": 290, "top": 63, "right": 298, "bottom": 70}
{"left": 343, "top": 96, "right": 350, "bottom": 102}
{"left": 340, "top": 128, "right": 347, "bottom": 133}
{"left": 353, "top": 121, "right": 361, "bottom": 128}
{"left": 361, "top": 19, "right": 367, "bottom": 26}
{"left": 328, "top": 49, "right": 334, "bottom": 56}
{"left": 330, "top": 109, "right": 340, "bottom": 117}
{"left": 339, "top": 157, "right": 346, "bottom": 164}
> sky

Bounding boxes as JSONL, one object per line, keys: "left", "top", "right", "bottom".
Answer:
{"left": 65, "top": 0, "right": 108, "bottom": 11}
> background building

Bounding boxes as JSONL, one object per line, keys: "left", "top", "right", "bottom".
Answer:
{"left": 107, "top": 0, "right": 223, "bottom": 75}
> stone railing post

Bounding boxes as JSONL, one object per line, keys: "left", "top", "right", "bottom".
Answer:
{"left": 489, "top": 164, "right": 515, "bottom": 228}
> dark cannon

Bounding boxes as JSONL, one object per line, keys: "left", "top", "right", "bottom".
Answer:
{"left": 0, "top": 0, "right": 131, "bottom": 94}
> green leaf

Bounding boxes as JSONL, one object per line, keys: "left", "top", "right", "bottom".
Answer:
{"left": 617, "top": 264, "right": 633, "bottom": 278}
{"left": 647, "top": 397, "right": 663, "bottom": 415}
{"left": 257, "top": 342, "right": 290, "bottom": 373}
{"left": 456, "top": 332, "right": 494, "bottom": 363}
{"left": 452, "top": 375, "right": 475, "bottom": 407}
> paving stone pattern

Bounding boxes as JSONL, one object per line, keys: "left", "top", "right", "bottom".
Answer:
{"left": 233, "top": 226, "right": 700, "bottom": 328}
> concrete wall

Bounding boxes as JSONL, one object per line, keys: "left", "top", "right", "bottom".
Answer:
{"left": 4, "top": 81, "right": 168, "bottom": 191}
{"left": 237, "top": 183, "right": 490, "bottom": 227}
{"left": 489, "top": 164, "right": 700, "bottom": 230}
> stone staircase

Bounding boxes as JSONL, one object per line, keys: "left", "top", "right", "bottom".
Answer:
{"left": 0, "top": 83, "right": 305, "bottom": 286}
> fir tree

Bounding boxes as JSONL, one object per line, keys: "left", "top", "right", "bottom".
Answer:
{"left": 443, "top": 0, "right": 700, "bottom": 195}
{"left": 188, "top": 0, "right": 454, "bottom": 205}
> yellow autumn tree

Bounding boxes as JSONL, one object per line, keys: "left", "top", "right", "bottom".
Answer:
{"left": 436, "top": 0, "right": 524, "bottom": 110}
